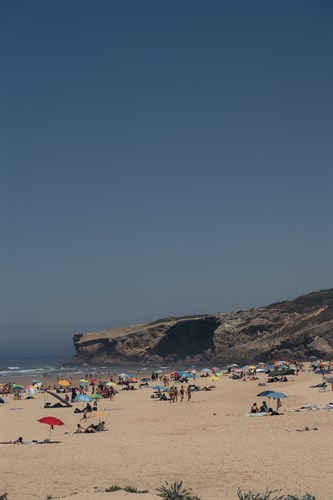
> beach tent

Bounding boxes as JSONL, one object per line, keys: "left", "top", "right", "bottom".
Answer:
{"left": 25, "top": 386, "right": 38, "bottom": 395}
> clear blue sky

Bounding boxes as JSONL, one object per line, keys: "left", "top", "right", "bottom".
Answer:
{"left": 1, "top": 0, "right": 332, "bottom": 357}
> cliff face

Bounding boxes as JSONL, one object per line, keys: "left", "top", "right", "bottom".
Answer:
{"left": 71, "top": 289, "right": 333, "bottom": 365}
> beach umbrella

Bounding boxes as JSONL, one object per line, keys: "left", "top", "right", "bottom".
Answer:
{"left": 90, "top": 393, "right": 103, "bottom": 399}
{"left": 106, "top": 381, "right": 117, "bottom": 387}
{"left": 118, "top": 373, "right": 129, "bottom": 378}
{"left": 38, "top": 416, "right": 64, "bottom": 440}
{"left": 228, "top": 364, "right": 238, "bottom": 368}
{"left": 316, "top": 369, "right": 330, "bottom": 374}
{"left": 266, "top": 392, "right": 288, "bottom": 399}
{"left": 325, "top": 377, "right": 333, "bottom": 384}
{"left": 12, "top": 385, "right": 24, "bottom": 391}
{"left": 90, "top": 378, "right": 98, "bottom": 383}
{"left": 31, "top": 380, "right": 41, "bottom": 384}
{"left": 125, "top": 377, "right": 138, "bottom": 383}
{"left": 201, "top": 368, "right": 211, "bottom": 373}
{"left": 141, "top": 378, "right": 151, "bottom": 382}
{"left": 58, "top": 380, "right": 71, "bottom": 387}
{"left": 88, "top": 410, "right": 106, "bottom": 421}
{"left": 162, "top": 388, "right": 171, "bottom": 392}
{"left": 257, "top": 391, "right": 276, "bottom": 397}
{"left": 154, "top": 369, "right": 163, "bottom": 374}
{"left": 77, "top": 394, "right": 92, "bottom": 402}
{"left": 153, "top": 385, "right": 164, "bottom": 390}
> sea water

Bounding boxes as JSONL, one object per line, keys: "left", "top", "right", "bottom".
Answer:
{"left": 0, "top": 355, "right": 182, "bottom": 382}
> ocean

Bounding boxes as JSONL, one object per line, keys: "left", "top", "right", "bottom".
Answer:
{"left": 0, "top": 355, "right": 157, "bottom": 382}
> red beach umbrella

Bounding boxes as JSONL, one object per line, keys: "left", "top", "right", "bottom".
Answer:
{"left": 38, "top": 416, "right": 64, "bottom": 441}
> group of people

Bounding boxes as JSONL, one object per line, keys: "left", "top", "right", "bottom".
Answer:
{"left": 74, "top": 421, "right": 105, "bottom": 433}
{"left": 251, "top": 398, "right": 281, "bottom": 414}
{"left": 152, "top": 385, "right": 193, "bottom": 402}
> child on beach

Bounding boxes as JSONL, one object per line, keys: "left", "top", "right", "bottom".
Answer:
{"left": 186, "top": 386, "right": 192, "bottom": 402}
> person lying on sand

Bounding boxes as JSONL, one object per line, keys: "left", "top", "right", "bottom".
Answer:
{"left": 74, "top": 424, "right": 85, "bottom": 433}
{"left": 0, "top": 438, "right": 24, "bottom": 444}
{"left": 84, "top": 425, "right": 96, "bottom": 433}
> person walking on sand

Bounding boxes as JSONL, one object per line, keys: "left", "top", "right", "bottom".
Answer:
{"left": 186, "top": 386, "right": 192, "bottom": 402}
{"left": 179, "top": 385, "right": 185, "bottom": 402}
{"left": 174, "top": 386, "right": 178, "bottom": 403}
{"left": 276, "top": 398, "right": 282, "bottom": 412}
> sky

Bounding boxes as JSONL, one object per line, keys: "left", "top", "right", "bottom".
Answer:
{"left": 1, "top": 0, "right": 332, "bottom": 358}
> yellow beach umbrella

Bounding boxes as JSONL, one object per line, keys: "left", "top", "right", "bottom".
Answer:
{"left": 88, "top": 411, "right": 106, "bottom": 418}
{"left": 106, "top": 382, "right": 116, "bottom": 387}
{"left": 80, "top": 379, "right": 89, "bottom": 384}
{"left": 58, "top": 379, "right": 71, "bottom": 387}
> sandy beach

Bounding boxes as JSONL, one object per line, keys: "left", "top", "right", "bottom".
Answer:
{"left": 1, "top": 366, "right": 332, "bottom": 500}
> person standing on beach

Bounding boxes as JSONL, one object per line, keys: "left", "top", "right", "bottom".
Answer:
{"left": 174, "top": 387, "right": 178, "bottom": 403}
{"left": 179, "top": 386, "right": 185, "bottom": 402}
{"left": 186, "top": 386, "right": 192, "bottom": 402}
{"left": 71, "top": 387, "right": 77, "bottom": 403}
{"left": 276, "top": 398, "right": 282, "bottom": 412}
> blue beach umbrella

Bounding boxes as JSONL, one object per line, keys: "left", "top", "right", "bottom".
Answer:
{"left": 154, "top": 369, "right": 163, "bottom": 374}
{"left": 77, "top": 394, "right": 92, "bottom": 402}
{"left": 266, "top": 392, "right": 288, "bottom": 399}
{"left": 141, "top": 378, "right": 151, "bottom": 382}
{"left": 152, "top": 385, "right": 164, "bottom": 390}
{"left": 257, "top": 391, "right": 276, "bottom": 397}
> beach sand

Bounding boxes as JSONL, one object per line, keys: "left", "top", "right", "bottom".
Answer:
{"left": 0, "top": 367, "right": 332, "bottom": 500}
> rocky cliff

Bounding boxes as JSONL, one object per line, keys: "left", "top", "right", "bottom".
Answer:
{"left": 70, "top": 289, "right": 333, "bottom": 366}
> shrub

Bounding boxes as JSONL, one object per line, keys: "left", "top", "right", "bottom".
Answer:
{"left": 105, "top": 485, "right": 122, "bottom": 492}
{"left": 237, "top": 490, "right": 284, "bottom": 500}
{"left": 237, "top": 489, "right": 315, "bottom": 500}
{"left": 157, "top": 480, "right": 201, "bottom": 500}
